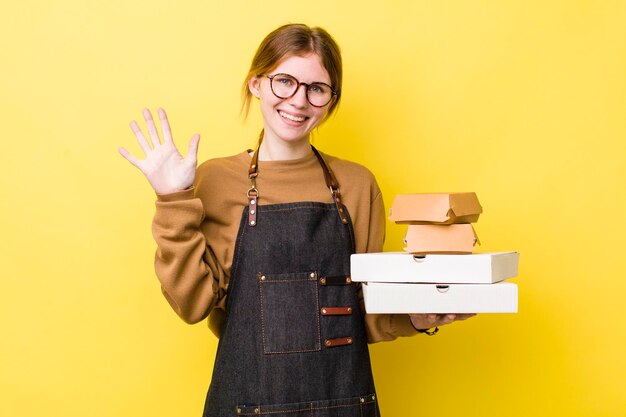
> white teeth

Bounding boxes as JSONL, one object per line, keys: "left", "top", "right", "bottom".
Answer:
{"left": 279, "top": 110, "right": 305, "bottom": 122}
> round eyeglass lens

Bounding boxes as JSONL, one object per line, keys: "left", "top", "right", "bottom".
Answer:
{"left": 270, "top": 74, "right": 298, "bottom": 98}
{"left": 307, "top": 82, "right": 332, "bottom": 107}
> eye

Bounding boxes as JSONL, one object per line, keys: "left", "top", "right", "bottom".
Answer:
{"left": 275, "top": 75, "right": 295, "bottom": 86}
{"left": 309, "top": 83, "right": 329, "bottom": 94}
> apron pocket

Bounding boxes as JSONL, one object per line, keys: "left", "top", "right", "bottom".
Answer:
{"left": 258, "top": 271, "right": 321, "bottom": 354}
{"left": 236, "top": 394, "right": 377, "bottom": 417}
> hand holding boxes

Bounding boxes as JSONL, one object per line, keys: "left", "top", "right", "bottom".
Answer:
{"left": 351, "top": 193, "right": 520, "bottom": 314}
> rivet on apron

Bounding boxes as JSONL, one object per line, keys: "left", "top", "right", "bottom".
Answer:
{"left": 347, "top": 337, "right": 352, "bottom": 343}
{"left": 254, "top": 407, "right": 260, "bottom": 414}
{"left": 309, "top": 272, "right": 316, "bottom": 278}
{"left": 260, "top": 275, "right": 266, "bottom": 281}
{"left": 319, "top": 277, "right": 326, "bottom": 285}
{"left": 321, "top": 308, "right": 327, "bottom": 314}
{"left": 372, "top": 395, "right": 376, "bottom": 400}
{"left": 360, "top": 397, "right": 365, "bottom": 403}
{"left": 325, "top": 340, "right": 332, "bottom": 347}
{"left": 236, "top": 407, "right": 241, "bottom": 414}
{"left": 347, "top": 307, "right": 352, "bottom": 313}
{"left": 251, "top": 209, "right": 255, "bottom": 215}
{"left": 250, "top": 220, "right": 256, "bottom": 226}
{"left": 346, "top": 277, "right": 352, "bottom": 284}
{"left": 251, "top": 200, "right": 256, "bottom": 205}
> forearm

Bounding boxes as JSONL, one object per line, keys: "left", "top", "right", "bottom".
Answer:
{"left": 152, "top": 189, "right": 221, "bottom": 324}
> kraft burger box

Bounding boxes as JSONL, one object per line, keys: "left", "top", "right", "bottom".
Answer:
{"left": 404, "top": 224, "right": 479, "bottom": 254}
{"left": 350, "top": 252, "right": 519, "bottom": 284}
{"left": 361, "top": 281, "right": 518, "bottom": 314}
{"left": 389, "top": 192, "right": 483, "bottom": 224}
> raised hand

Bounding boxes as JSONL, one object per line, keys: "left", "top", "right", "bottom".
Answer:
{"left": 119, "top": 108, "right": 200, "bottom": 194}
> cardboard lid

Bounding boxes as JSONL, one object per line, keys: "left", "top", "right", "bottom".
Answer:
{"left": 389, "top": 192, "right": 483, "bottom": 224}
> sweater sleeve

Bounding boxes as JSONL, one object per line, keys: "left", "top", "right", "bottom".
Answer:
{"left": 151, "top": 187, "right": 222, "bottom": 324}
{"left": 361, "top": 190, "right": 420, "bottom": 343}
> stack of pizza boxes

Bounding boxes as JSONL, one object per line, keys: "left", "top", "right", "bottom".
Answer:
{"left": 351, "top": 193, "right": 520, "bottom": 314}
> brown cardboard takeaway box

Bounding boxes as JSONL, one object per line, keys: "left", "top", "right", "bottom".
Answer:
{"left": 350, "top": 252, "right": 519, "bottom": 284}
{"left": 389, "top": 192, "right": 483, "bottom": 224}
{"left": 404, "top": 224, "right": 479, "bottom": 254}
{"left": 361, "top": 281, "right": 518, "bottom": 314}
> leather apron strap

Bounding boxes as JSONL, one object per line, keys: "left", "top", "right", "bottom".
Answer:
{"left": 247, "top": 145, "right": 349, "bottom": 226}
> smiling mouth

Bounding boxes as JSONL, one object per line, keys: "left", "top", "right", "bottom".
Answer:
{"left": 278, "top": 110, "right": 307, "bottom": 122}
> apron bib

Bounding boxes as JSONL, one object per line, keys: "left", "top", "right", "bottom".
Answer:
{"left": 202, "top": 147, "right": 379, "bottom": 417}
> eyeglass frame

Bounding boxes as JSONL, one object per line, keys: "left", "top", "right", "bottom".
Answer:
{"left": 263, "top": 73, "right": 338, "bottom": 108}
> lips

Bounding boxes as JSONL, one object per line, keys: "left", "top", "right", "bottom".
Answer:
{"left": 278, "top": 110, "right": 308, "bottom": 123}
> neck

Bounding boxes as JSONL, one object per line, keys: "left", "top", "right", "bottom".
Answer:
{"left": 257, "top": 135, "right": 312, "bottom": 161}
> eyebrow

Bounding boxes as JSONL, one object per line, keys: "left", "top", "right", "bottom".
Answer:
{"left": 270, "top": 72, "right": 332, "bottom": 86}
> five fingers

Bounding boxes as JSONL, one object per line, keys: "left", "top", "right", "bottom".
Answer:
{"left": 122, "top": 108, "right": 200, "bottom": 166}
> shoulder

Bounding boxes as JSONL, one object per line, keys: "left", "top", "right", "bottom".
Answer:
{"left": 193, "top": 151, "right": 251, "bottom": 198}
{"left": 320, "top": 151, "right": 381, "bottom": 194}
{"left": 195, "top": 151, "right": 249, "bottom": 184}
{"left": 197, "top": 151, "right": 249, "bottom": 176}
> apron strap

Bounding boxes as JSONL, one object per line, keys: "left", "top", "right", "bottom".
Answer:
{"left": 246, "top": 149, "right": 260, "bottom": 227}
{"left": 310, "top": 146, "right": 349, "bottom": 225}
{"left": 247, "top": 145, "right": 349, "bottom": 226}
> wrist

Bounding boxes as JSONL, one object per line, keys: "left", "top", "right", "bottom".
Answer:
{"left": 409, "top": 315, "right": 439, "bottom": 336}
{"left": 155, "top": 186, "right": 195, "bottom": 202}
{"left": 416, "top": 327, "right": 439, "bottom": 336}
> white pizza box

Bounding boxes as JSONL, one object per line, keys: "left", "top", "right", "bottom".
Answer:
{"left": 350, "top": 252, "right": 519, "bottom": 284}
{"left": 362, "top": 282, "right": 518, "bottom": 314}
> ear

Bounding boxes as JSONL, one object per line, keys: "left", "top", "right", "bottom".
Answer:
{"left": 248, "top": 76, "right": 261, "bottom": 98}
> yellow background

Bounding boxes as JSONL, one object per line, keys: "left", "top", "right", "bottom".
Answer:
{"left": 1, "top": 1, "right": 625, "bottom": 416}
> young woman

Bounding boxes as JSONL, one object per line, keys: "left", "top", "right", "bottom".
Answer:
{"left": 119, "top": 23, "right": 472, "bottom": 417}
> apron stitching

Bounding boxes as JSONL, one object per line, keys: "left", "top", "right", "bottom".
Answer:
{"left": 258, "top": 272, "right": 322, "bottom": 354}
{"left": 229, "top": 207, "right": 250, "bottom": 285}
{"left": 238, "top": 400, "right": 376, "bottom": 415}
{"left": 314, "top": 276, "right": 321, "bottom": 350}
{"left": 257, "top": 205, "right": 336, "bottom": 213}
{"left": 258, "top": 274, "right": 267, "bottom": 354}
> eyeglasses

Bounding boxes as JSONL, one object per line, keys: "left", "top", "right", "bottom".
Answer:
{"left": 264, "top": 73, "right": 337, "bottom": 107}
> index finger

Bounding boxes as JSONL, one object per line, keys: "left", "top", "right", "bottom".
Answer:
{"left": 158, "top": 108, "right": 173, "bottom": 144}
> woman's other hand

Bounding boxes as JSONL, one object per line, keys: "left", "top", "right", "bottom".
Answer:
{"left": 119, "top": 108, "right": 200, "bottom": 194}
{"left": 409, "top": 313, "right": 476, "bottom": 331}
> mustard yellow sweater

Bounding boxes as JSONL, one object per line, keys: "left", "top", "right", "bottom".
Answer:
{"left": 151, "top": 149, "right": 418, "bottom": 342}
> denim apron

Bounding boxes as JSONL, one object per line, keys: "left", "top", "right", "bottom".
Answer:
{"left": 202, "top": 146, "right": 379, "bottom": 417}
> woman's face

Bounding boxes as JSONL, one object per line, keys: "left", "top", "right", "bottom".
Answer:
{"left": 249, "top": 53, "right": 332, "bottom": 148}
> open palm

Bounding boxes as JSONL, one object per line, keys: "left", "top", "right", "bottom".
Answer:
{"left": 119, "top": 108, "right": 200, "bottom": 194}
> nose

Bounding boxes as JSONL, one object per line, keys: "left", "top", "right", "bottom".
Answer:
{"left": 287, "top": 83, "right": 309, "bottom": 108}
